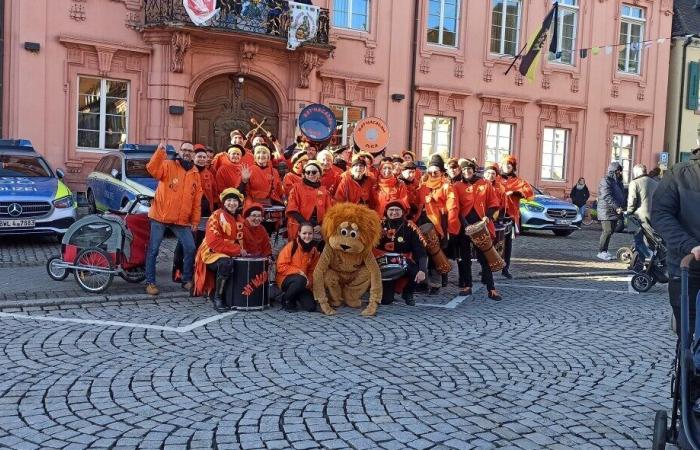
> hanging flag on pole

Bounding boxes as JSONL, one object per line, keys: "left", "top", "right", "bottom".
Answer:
{"left": 518, "top": 3, "right": 559, "bottom": 81}
{"left": 287, "top": 1, "right": 320, "bottom": 50}
{"left": 183, "top": 0, "right": 219, "bottom": 26}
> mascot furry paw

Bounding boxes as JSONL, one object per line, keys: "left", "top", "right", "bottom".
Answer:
{"left": 312, "top": 202, "right": 382, "bottom": 316}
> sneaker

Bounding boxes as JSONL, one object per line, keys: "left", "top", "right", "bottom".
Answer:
{"left": 596, "top": 252, "right": 612, "bottom": 261}
{"left": 487, "top": 289, "right": 502, "bottom": 301}
{"left": 501, "top": 269, "right": 513, "bottom": 279}
{"left": 146, "top": 283, "right": 159, "bottom": 296}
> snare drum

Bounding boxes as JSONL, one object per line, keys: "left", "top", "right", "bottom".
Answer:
{"left": 494, "top": 219, "right": 513, "bottom": 257}
{"left": 225, "top": 257, "right": 270, "bottom": 311}
{"left": 263, "top": 206, "right": 286, "bottom": 223}
{"left": 376, "top": 253, "right": 408, "bottom": 281}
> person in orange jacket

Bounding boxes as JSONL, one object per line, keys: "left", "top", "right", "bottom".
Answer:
{"left": 456, "top": 159, "right": 502, "bottom": 300}
{"left": 398, "top": 161, "right": 425, "bottom": 223}
{"left": 283, "top": 150, "right": 308, "bottom": 197}
{"left": 242, "top": 203, "right": 272, "bottom": 258}
{"left": 444, "top": 158, "right": 470, "bottom": 290}
{"left": 373, "top": 157, "right": 408, "bottom": 218}
{"left": 145, "top": 141, "right": 203, "bottom": 296}
{"left": 334, "top": 155, "right": 375, "bottom": 207}
{"left": 194, "top": 188, "right": 247, "bottom": 312}
{"left": 498, "top": 155, "right": 534, "bottom": 278}
{"left": 417, "top": 154, "right": 460, "bottom": 294}
{"left": 215, "top": 145, "right": 251, "bottom": 198}
{"left": 245, "top": 144, "right": 284, "bottom": 207}
{"left": 318, "top": 150, "right": 342, "bottom": 195}
{"left": 286, "top": 160, "right": 333, "bottom": 241}
{"left": 275, "top": 222, "right": 321, "bottom": 312}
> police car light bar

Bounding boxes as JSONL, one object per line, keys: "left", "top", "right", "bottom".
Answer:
{"left": 0, "top": 139, "right": 34, "bottom": 149}
{"left": 120, "top": 143, "right": 176, "bottom": 153}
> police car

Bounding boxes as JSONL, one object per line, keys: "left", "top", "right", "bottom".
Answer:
{"left": 86, "top": 144, "right": 174, "bottom": 214}
{"left": 0, "top": 139, "right": 77, "bottom": 236}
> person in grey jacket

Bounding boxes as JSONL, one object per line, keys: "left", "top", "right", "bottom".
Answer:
{"left": 651, "top": 149, "right": 700, "bottom": 334}
{"left": 596, "top": 162, "right": 626, "bottom": 260}
{"left": 627, "top": 164, "right": 658, "bottom": 257}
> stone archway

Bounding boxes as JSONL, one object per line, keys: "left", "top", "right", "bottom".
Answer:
{"left": 193, "top": 74, "right": 280, "bottom": 152}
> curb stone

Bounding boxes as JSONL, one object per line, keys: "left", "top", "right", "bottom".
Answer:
{"left": 0, "top": 291, "right": 191, "bottom": 310}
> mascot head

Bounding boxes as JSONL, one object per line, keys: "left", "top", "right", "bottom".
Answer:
{"left": 321, "top": 203, "right": 381, "bottom": 257}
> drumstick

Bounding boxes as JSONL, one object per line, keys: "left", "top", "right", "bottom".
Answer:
{"left": 249, "top": 117, "right": 268, "bottom": 135}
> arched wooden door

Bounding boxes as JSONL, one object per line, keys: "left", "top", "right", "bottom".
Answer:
{"left": 193, "top": 74, "right": 279, "bottom": 152}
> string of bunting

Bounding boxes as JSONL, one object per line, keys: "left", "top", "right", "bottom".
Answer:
{"left": 551, "top": 35, "right": 682, "bottom": 59}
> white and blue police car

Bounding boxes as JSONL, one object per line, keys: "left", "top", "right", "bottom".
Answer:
{"left": 0, "top": 139, "right": 77, "bottom": 236}
{"left": 86, "top": 144, "right": 175, "bottom": 214}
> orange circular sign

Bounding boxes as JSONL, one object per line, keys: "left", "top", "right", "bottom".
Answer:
{"left": 353, "top": 117, "right": 390, "bottom": 153}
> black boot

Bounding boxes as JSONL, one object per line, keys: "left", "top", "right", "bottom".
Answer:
{"left": 402, "top": 291, "right": 415, "bottom": 306}
{"left": 501, "top": 268, "right": 513, "bottom": 279}
{"left": 213, "top": 277, "right": 228, "bottom": 313}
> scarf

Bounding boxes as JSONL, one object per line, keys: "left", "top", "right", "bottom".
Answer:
{"left": 299, "top": 237, "right": 317, "bottom": 253}
{"left": 450, "top": 174, "right": 464, "bottom": 184}
{"left": 500, "top": 171, "right": 515, "bottom": 179}
{"left": 196, "top": 164, "right": 206, "bottom": 172}
{"left": 302, "top": 178, "right": 321, "bottom": 189}
{"left": 423, "top": 175, "right": 444, "bottom": 191}
{"left": 575, "top": 182, "right": 586, "bottom": 190}
{"left": 378, "top": 175, "right": 398, "bottom": 191}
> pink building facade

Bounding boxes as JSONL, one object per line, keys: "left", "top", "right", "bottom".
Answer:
{"left": 2, "top": 0, "right": 673, "bottom": 196}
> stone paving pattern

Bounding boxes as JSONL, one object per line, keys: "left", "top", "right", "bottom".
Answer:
{"left": 0, "top": 227, "right": 674, "bottom": 449}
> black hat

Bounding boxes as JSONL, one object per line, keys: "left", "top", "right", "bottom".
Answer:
{"left": 401, "top": 161, "right": 417, "bottom": 170}
{"left": 428, "top": 153, "right": 445, "bottom": 172}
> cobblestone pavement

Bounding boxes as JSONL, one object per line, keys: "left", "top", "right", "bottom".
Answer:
{"left": 0, "top": 227, "right": 674, "bottom": 449}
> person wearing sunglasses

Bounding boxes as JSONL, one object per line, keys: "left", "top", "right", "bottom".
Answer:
{"left": 286, "top": 160, "right": 333, "bottom": 241}
{"left": 372, "top": 157, "right": 408, "bottom": 217}
{"left": 242, "top": 203, "right": 272, "bottom": 258}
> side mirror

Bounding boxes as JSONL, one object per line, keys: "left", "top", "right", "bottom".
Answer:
{"left": 110, "top": 168, "right": 121, "bottom": 179}
{"left": 55, "top": 168, "right": 65, "bottom": 179}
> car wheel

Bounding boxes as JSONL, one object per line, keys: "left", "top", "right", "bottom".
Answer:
{"left": 552, "top": 229, "right": 574, "bottom": 237}
{"left": 87, "top": 189, "right": 97, "bottom": 215}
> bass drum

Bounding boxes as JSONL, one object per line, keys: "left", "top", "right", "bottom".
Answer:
{"left": 376, "top": 253, "right": 407, "bottom": 281}
{"left": 225, "top": 257, "right": 270, "bottom": 311}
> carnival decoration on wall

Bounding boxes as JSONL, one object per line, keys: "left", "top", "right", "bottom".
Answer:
{"left": 287, "top": 1, "right": 319, "bottom": 50}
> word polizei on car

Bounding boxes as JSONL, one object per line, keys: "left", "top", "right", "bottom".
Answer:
{"left": 0, "top": 139, "right": 77, "bottom": 236}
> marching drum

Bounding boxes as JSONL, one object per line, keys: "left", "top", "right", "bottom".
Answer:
{"left": 225, "top": 257, "right": 270, "bottom": 311}
{"left": 263, "top": 205, "right": 286, "bottom": 223}
{"left": 376, "top": 253, "right": 408, "bottom": 281}
{"left": 493, "top": 219, "right": 513, "bottom": 257}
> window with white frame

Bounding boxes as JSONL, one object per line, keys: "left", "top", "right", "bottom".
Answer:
{"left": 333, "top": 0, "right": 370, "bottom": 31}
{"left": 490, "top": 0, "right": 521, "bottom": 56}
{"left": 541, "top": 127, "right": 568, "bottom": 181}
{"left": 422, "top": 116, "right": 453, "bottom": 162}
{"left": 331, "top": 105, "right": 365, "bottom": 146}
{"left": 427, "top": 0, "right": 460, "bottom": 47}
{"left": 549, "top": 0, "right": 578, "bottom": 65}
{"left": 485, "top": 122, "right": 514, "bottom": 164}
{"left": 611, "top": 133, "right": 635, "bottom": 183}
{"left": 618, "top": 5, "right": 645, "bottom": 74}
{"left": 77, "top": 77, "right": 129, "bottom": 150}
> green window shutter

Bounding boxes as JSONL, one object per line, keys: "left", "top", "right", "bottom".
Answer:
{"left": 687, "top": 61, "right": 699, "bottom": 110}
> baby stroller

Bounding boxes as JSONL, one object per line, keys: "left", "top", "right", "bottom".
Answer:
{"left": 653, "top": 255, "right": 700, "bottom": 450}
{"left": 617, "top": 215, "right": 668, "bottom": 293}
{"left": 46, "top": 195, "right": 152, "bottom": 293}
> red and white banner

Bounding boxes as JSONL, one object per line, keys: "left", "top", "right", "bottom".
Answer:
{"left": 183, "top": 0, "right": 219, "bottom": 26}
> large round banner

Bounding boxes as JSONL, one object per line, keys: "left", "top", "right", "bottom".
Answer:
{"left": 353, "top": 117, "right": 390, "bottom": 154}
{"left": 299, "top": 104, "right": 337, "bottom": 143}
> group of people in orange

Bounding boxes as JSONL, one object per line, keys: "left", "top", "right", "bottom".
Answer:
{"left": 144, "top": 125, "right": 534, "bottom": 313}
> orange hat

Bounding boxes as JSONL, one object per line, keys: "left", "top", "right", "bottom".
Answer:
{"left": 503, "top": 155, "right": 517, "bottom": 171}
{"left": 243, "top": 202, "right": 264, "bottom": 218}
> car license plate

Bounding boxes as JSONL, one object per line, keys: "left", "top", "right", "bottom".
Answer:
{"left": 555, "top": 219, "right": 572, "bottom": 225}
{"left": 0, "top": 219, "right": 35, "bottom": 228}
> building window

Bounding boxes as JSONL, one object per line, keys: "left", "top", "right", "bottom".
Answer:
{"left": 611, "top": 133, "right": 635, "bottom": 183}
{"left": 618, "top": 5, "right": 645, "bottom": 74}
{"left": 490, "top": 0, "right": 521, "bottom": 56}
{"left": 77, "top": 77, "right": 129, "bottom": 150}
{"left": 333, "top": 0, "right": 370, "bottom": 31}
{"left": 427, "top": 0, "right": 460, "bottom": 47}
{"left": 422, "top": 116, "right": 453, "bottom": 162}
{"left": 549, "top": 0, "right": 577, "bottom": 65}
{"left": 541, "top": 127, "right": 568, "bottom": 181}
{"left": 331, "top": 105, "right": 365, "bottom": 146}
{"left": 485, "top": 121, "right": 513, "bottom": 164}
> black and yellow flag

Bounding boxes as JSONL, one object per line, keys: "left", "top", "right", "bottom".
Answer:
{"left": 518, "top": 3, "right": 559, "bottom": 81}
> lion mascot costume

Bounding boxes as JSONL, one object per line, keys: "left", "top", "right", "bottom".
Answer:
{"left": 312, "top": 202, "right": 383, "bottom": 316}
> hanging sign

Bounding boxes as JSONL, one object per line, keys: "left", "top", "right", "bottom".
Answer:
{"left": 183, "top": 0, "right": 219, "bottom": 26}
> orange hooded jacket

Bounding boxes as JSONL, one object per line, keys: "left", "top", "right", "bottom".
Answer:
{"left": 499, "top": 174, "right": 534, "bottom": 227}
{"left": 372, "top": 176, "right": 409, "bottom": 217}
{"left": 275, "top": 239, "right": 321, "bottom": 288}
{"left": 286, "top": 181, "right": 333, "bottom": 239}
{"left": 146, "top": 147, "right": 202, "bottom": 228}
{"left": 334, "top": 172, "right": 375, "bottom": 207}
{"left": 247, "top": 163, "right": 284, "bottom": 205}
{"left": 418, "top": 176, "right": 460, "bottom": 238}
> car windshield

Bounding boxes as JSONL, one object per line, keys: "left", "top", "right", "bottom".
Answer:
{"left": 126, "top": 159, "right": 152, "bottom": 178}
{"left": 0, "top": 155, "right": 52, "bottom": 177}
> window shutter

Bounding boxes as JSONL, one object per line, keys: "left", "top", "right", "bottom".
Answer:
{"left": 687, "top": 61, "right": 699, "bottom": 110}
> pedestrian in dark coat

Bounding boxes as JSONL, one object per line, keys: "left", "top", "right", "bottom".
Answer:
{"left": 596, "top": 162, "right": 625, "bottom": 260}
{"left": 569, "top": 177, "right": 590, "bottom": 218}
{"left": 651, "top": 149, "right": 700, "bottom": 336}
